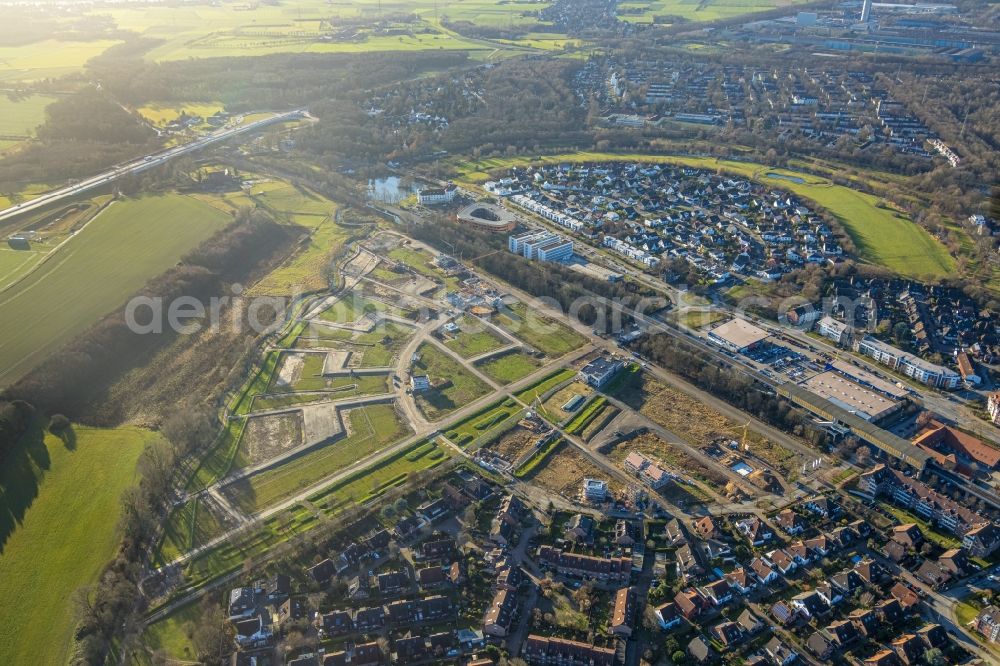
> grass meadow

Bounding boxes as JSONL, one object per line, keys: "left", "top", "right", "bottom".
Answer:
{"left": 0, "top": 39, "right": 121, "bottom": 81}
{"left": 136, "top": 101, "right": 225, "bottom": 126}
{"left": 0, "top": 423, "right": 152, "bottom": 666}
{"left": 476, "top": 349, "right": 543, "bottom": 384}
{"left": 492, "top": 302, "right": 588, "bottom": 357}
{"left": 0, "top": 194, "right": 230, "bottom": 388}
{"left": 413, "top": 342, "right": 493, "bottom": 420}
{"left": 0, "top": 94, "right": 56, "bottom": 152}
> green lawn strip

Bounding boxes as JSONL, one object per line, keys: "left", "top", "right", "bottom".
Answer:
{"left": 226, "top": 404, "right": 412, "bottom": 513}
{"left": 444, "top": 397, "right": 521, "bottom": 447}
{"left": 175, "top": 511, "right": 311, "bottom": 595}
{"left": 187, "top": 419, "right": 248, "bottom": 492}
{"left": 231, "top": 349, "right": 283, "bottom": 416}
{"left": 955, "top": 600, "right": 981, "bottom": 630}
{"left": 514, "top": 368, "right": 577, "bottom": 404}
{"left": 309, "top": 438, "right": 453, "bottom": 511}
{"left": 565, "top": 396, "right": 607, "bottom": 435}
{"left": 493, "top": 302, "right": 587, "bottom": 356}
{"left": 317, "top": 297, "right": 370, "bottom": 324}
{"left": 251, "top": 392, "right": 328, "bottom": 412}
{"left": 0, "top": 423, "right": 151, "bottom": 666}
{"left": 476, "top": 350, "right": 542, "bottom": 384}
{"left": 600, "top": 362, "right": 640, "bottom": 397}
{"left": 412, "top": 342, "right": 492, "bottom": 421}
{"left": 513, "top": 437, "right": 564, "bottom": 479}
{"left": 881, "top": 503, "right": 962, "bottom": 549}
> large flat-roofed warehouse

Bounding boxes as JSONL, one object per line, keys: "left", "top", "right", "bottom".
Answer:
{"left": 800, "top": 371, "right": 902, "bottom": 423}
{"left": 707, "top": 318, "right": 770, "bottom": 353}
{"left": 826, "top": 359, "right": 909, "bottom": 400}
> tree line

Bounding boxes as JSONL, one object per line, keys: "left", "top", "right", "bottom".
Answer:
{"left": 0, "top": 399, "right": 34, "bottom": 464}
{"left": 0, "top": 87, "right": 159, "bottom": 192}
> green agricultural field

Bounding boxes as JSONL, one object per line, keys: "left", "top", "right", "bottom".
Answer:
{"left": 0, "top": 423, "right": 151, "bottom": 666}
{"left": 477, "top": 350, "right": 543, "bottom": 384}
{"left": 96, "top": 0, "right": 502, "bottom": 62}
{"left": 0, "top": 39, "right": 121, "bottom": 81}
{"left": 0, "top": 194, "right": 231, "bottom": 388}
{"left": 492, "top": 302, "right": 588, "bottom": 357}
{"left": 444, "top": 316, "right": 508, "bottom": 358}
{"left": 0, "top": 247, "right": 44, "bottom": 286}
{"left": 452, "top": 151, "right": 954, "bottom": 280}
{"left": 412, "top": 342, "right": 493, "bottom": 420}
{"left": 0, "top": 94, "right": 56, "bottom": 152}
{"left": 225, "top": 403, "right": 412, "bottom": 512}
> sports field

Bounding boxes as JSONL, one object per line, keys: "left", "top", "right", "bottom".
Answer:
{"left": 452, "top": 151, "right": 954, "bottom": 280}
{"left": 0, "top": 194, "right": 231, "bottom": 387}
{"left": 0, "top": 423, "right": 152, "bottom": 666}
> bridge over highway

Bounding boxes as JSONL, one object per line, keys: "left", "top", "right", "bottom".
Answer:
{"left": 0, "top": 109, "right": 304, "bottom": 227}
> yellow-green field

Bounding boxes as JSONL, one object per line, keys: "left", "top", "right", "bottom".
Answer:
{"left": 0, "top": 39, "right": 121, "bottom": 81}
{"left": 136, "top": 101, "right": 226, "bottom": 126}
{"left": 0, "top": 0, "right": 572, "bottom": 73}
{"left": 0, "top": 424, "right": 152, "bottom": 666}
{"left": 243, "top": 180, "right": 348, "bottom": 295}
{"left": 452, "top": 151, "right": 955, "bottom": 280}
{"left": 0, "top": 194, "right": 231, "bottom": 388}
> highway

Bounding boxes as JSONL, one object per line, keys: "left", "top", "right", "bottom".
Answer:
{"left": 0, "top": 109, "right": 304, "bottom": 226}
